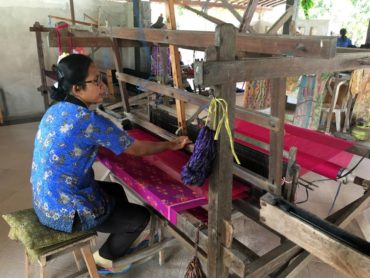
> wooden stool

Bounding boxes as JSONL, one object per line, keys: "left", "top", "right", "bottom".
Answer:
{"left": 2, "top": 208, "right": 99, "bottom": 278}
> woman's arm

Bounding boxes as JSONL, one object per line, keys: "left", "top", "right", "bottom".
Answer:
{"left": 123, "top": 136, "right": 191, "bottom": 156}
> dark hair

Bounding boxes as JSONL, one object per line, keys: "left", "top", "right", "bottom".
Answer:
{"left": 340, "top": 28, "right": 347, "bottom": 38}
{"left": 50, "top": 54, "right": 93, "bottom": 101}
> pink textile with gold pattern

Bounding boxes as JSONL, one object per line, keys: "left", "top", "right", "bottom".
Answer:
{"left": 97, "top": 129, "right": 249, "bottom": 224}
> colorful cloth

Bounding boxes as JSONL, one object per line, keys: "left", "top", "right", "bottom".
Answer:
{"left": 351, "top": 69, "right": 370, "bottom": 122}
{"left": 31, "top": 101, "right": 134, "bottom": 232}
{"left": 293, "top": 73, "right": 332, "bottom": 130}
{"left": 97, "top": 128, "right": 249, "bottom": 225}
{"left": 150, "top": 46, "right": 172, "bottom": 83}
{"left": 242, "top": 79, "right": 272, "bottom": 110}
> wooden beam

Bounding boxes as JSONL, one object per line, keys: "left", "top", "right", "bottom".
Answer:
{"left": 218, "top": 0, "right": 243, "bottom": 23}
{"left": 239, "top": 0, "right": 259, "bottom": 33}
{"left": 207, "top": 24, "right": 236, "bottom": 278}
{"left": 117, "top": 72, "right": 281, "bottom": 131}
{"left": 166, "top": 0, "right": 187, "bottom": 135}
{"left": 260, "top": 194, "right": 370, "bottom": 278}
{"left": 268, "top": 78, "right": 286, "bottom": 195}
{"left": 33, "top": 22, "right": 49, "bottom": 110}
{"left": 69, "top": 0, "right": 75, "bottom": 26}
{"left": 109, "top": 27, "right": 337, "bottom": 58}
{"left": 48, "top": 31, "right": 141, "bottom": 48}
{"left": 181, "top": 4, "right": 226, "bottom": 25}
{"left": 111, "top": 38, "right": 130, "bottom": 112}
{"left": 48, "top": 15, "right": 97, "bottom": 27}
{"left": 266, "top": 6, "right": 293, "bottom": 34}
{"left": 193, "top": 52, "right": 370, "bottom": 85}
{"left": 277, "top": 191, "right": 370, "bottom": 277}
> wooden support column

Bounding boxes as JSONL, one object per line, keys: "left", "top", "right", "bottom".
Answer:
{"left": 33, "top": 22, "right": 49, "bottom": 110}
{"left": 69, "top": 0, "right": 75, "bottom": 26}
{"left": 111, "top": 38, "right": 130, "bottom": 112}
{"left": 208, "top": 24, "right": 236, "bottom": 278}
{"left": 133, "top": 0, "right": 141, "bottom": 71}
{"left": 239, "top": 0, "right": 258, "bottom": 33}
{"left": 166, "top": 0, "right": 187, "bottom": 135}
{"left": 268, "top": 78, "right": 286, "bottom": 195}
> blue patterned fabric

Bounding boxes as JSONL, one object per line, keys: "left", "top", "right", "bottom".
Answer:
{"left": 31, "top": 101, "right": 134, "bottom": 233}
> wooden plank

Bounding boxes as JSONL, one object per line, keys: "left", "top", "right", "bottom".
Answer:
{"left": 260, "top": 195, "right": 370, "bottom": 278}
{"left": 194, "top": 52, "right": 370, "bottom": 85}
{"left": 356, "top": 214, "right": 370, "bottom": 241}
{"left": 268, "top": 78, "right": 286, "bottom": 195}
{"left": 109, "top": 27, "right": 337, "bottom": 58}
{"left": 118, "top": 72, "right": 280, "bottom": 131}
{"left": 166, "top": 0, "right": 187, "bottom": 135}
{"left": 207, "top": 24, "right": 236, "bottom": 278}
{"left": 266, "top": 6, "right": 293, "bottom": 34}
{"left": 277, "top": 191, "right": 370, "bottom": 277}
{"left": 239, "top": 0, "right": 259, "bottom": 33}
{"left": 33, "top": 22, "right": 49, "bottom": 110}
{"left": 111, "top": 38, "right": 130, "bottom": 112}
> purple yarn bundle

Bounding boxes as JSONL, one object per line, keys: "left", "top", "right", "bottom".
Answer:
{"left": 181, "top": 126, "right": 216, "bottom": 186}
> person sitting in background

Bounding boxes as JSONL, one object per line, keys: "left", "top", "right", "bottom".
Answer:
{"left": 31, "top": 54, "right": 191, "bottom": 271}
{"left": 336, "top": 28, "right": 354, "bottom": 48}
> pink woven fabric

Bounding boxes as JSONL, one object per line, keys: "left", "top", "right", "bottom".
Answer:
{"left": 234, "top": 119, "right": 354, "bottom": 179}
{"left": 97, "top": 129, "right": 249, "bottom": 224}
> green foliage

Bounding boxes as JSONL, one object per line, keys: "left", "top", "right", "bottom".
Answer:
{"left": 301, "top": 0, "right": 315, "bottom": 19}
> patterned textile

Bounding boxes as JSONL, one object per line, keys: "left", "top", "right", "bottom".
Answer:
{"left": 242, "top": 80, "right": 272, "bottom": 110}
{"left": 150, "top": 46, "right": 172, "bottom": 83}
{"left": 351, "top": 69, "right": 370, "bottom": 122}
{"left": 2, "top": 208, "right": 95, "bottom": 262}
{"left": 97, "top": 129, "right": 249, "bottom": 225}
{"left": 293, "top": 73, "right": 332, "bottom": 130}
{"left": 31, "top": 101, "right": 134, "bottom": 232}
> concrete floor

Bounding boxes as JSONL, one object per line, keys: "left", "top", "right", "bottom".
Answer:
{"left": 0, "top": 122, "right": 369, "bottom": 277}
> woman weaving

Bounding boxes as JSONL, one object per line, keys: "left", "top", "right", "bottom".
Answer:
{"left": 30, "top": 54, "right": 190, "bottom": 270}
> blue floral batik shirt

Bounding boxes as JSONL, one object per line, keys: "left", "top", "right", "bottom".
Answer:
{"left": 31, "top": 98, "right": 134, "bottom": 232}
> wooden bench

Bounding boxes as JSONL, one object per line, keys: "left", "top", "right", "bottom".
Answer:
{"left": 2, "top": 208, "right": 98, "bottom": 278}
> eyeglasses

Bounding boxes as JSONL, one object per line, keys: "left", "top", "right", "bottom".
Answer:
{"left": 84, "top": 73, "right": 103, "bottom": 86}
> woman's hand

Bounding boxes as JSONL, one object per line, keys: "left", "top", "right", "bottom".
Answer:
{"left": 168, "top": 136, "right": 192, "bottom": 151}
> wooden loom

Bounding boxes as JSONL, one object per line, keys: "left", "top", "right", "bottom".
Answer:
{"left": 30, "top": 3, "right": 370, "bottom": 278}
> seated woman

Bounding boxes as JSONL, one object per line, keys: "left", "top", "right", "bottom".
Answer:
{"left": 30, "top": 54, "right": 190, "bottom": 270}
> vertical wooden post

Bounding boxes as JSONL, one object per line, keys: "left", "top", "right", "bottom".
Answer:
{"left": 133, "top": 0, "right": 141, "bottom": 71}
{"left": 269, "top": 78, "right": 286, "bottom": 195}
{"left": 34, "top": 22, "right": 49, "bottom": 110}
{"left": 69, "top": 0, "right": 75, "bottom": 26}
{"left": 166, "top": 0, "right": 187, "bottom": 135}
{"left": 111, "top": 38, "right": 130, "bottom": 112}
{"left": 207, "top": 24, "right": 236, "bottom": 278}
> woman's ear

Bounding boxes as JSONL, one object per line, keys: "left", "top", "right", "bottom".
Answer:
{"left": 71, "top": 85, "right": 81, "bottom": 95}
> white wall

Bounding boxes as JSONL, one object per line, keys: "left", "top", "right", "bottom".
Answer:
{"left": 0, "top": 0, "right": 141, "bottom": 118}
